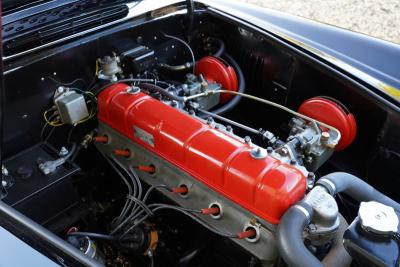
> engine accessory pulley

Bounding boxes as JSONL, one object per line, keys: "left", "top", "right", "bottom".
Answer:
{"left": 195, "top": 56, "right": 238, "bottom": 103}
{"left": 298, "top": 97, "right": 357, "bottom": 151}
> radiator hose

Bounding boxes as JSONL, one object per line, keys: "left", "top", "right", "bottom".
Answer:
{"left": 277, "top": 202, "right": 321, "bottom": 267}
{"left": 277, "top": 203, "right": 351, "bottom": 267}
{"left": 277, "top": 172, "right": 400, "bottom": 267}
{"left": 316, "top": 172, "right": 400, "bottom": 212}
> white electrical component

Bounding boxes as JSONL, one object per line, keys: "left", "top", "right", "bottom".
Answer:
{"left": 54, "top": 87, "right": 89, "bottom": 125}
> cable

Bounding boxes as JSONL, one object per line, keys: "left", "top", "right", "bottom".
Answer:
{"left": 63, "top": 143, "right": 77, "bottom": 160}
{"left": 126, "top": 195, "right": 154, "bottom": 217}
{"left": 120, "top": 203, "right": 238, "bottom": 240}
{"left": 206, "top": 37, "right": 225, "bottom": 58}
{"left": 91, "top": 78, "right": 155, "bottom": 95}
{"left": 190, "top": 89, "right": 342, "bottom": 145}
{"left": 67, "top": 231, "right": 116, "bottom": 241}
{"left": 97, "top": 150, "right": 133, "bottom": 226}
{"left": 111, "top": 184, "right": 172, "bottom": 235}
{"left": 47, "top": 76, "right": 87, "bottom": 87}
{"left": 148, "top": 252, "right": 154, "bottom": 267}
{"left": 40, "top": 112, "right": 58, "bottom": 142}
{"left": 109, "top": 154, "right": 139, "bottom": 224}
{"left": 43, "top": 109, "right": 64, "bottom": 127}
{"left": 163, "top": 33, "right": 196, "bottom": 74}
{"left": 198, "top": 109, "right": 259, "bottom": 135}
{"left": 128, "top": 166, "right": 143, "bottom": 202}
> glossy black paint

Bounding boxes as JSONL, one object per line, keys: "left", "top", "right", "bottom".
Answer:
{"left": 0, "top": 1, "right": 400, "bottom": 266}
{"left": 199, "top": 0, "right": 400, "bottom": 99}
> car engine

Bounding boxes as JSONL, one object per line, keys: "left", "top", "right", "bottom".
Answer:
{"left": 1, "top": 8, "right": 400, "bottom": 266}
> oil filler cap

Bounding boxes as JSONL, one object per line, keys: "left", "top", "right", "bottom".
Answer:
{"left": 359, "top": 201, "right": 399, "bottom": 235}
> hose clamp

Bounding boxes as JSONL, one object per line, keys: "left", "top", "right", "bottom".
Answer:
{"left": 318, "top": 178, "right": 336, "bottom": 195}
{"left": 294, "top": 205, "right": 311, "bottom": 220}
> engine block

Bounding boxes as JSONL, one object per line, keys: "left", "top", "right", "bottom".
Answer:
{"left": 96, "top": 83, "right": 308, "bottom": 263}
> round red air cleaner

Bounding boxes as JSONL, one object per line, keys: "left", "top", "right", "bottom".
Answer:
{"left": 298, "top": 97, "right": 357, "bottom": 151}
{"left": 195, "top": 56, "right": 238, "bottom": 103}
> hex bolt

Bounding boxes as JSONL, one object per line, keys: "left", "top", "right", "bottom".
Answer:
{"left": 59, "top": 147, "right": 69, "bottom": 157}
{"left": 306, "top": 172, "right": 316, "bottom": 189}
{"left": 244, "top": 136, "right": 251, "bottom": 144}
{"left": 321, "top": 131, "right": 330, "bottom": 141}
{"left": 226, "top": 125, "right": 233, "bottom": 132}
{"left": 266, "top": 147, "right": 273, "bottom": 153}
{"left": 308, "top": 224, "right": 317, "bottom": 233}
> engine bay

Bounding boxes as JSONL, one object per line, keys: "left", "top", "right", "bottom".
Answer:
{"left": 1, "top": 3, "right": 400, "bottom": 267}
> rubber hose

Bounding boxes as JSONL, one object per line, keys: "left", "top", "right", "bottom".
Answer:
{"left": 277, "top": 202, "right": 323, "bottom": 267}
{"left": 207, "top": 37, "right": 225, "bottom": 58}
{"left": 138, "top": 83, "right": 186, "bottom": 102}
{"left": 317, "top": 172, "right": 400, "bottom": 212}
{"left": 278, "top": 203, "right": 352, "bottom": 267}
{"left": 203, "top": 53, "right": 245, "bottom": 117}
{"left": 321, "top": 214, "right": 352, "bottom": 267}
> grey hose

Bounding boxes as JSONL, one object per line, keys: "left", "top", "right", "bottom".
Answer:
{"left": 322, "top": 214, "right": 351, "bottom": 267}
{"left": 207, "top": 37, "right": 225, "bottom": 58}
{"left": 317, "top": 172, "right": 400, "bottom": 212}
{"left": 277, "top": 203, "right": 351, "bottom": 267}
{"left": 277, "top": 202, "right": 323, "bottom": 267}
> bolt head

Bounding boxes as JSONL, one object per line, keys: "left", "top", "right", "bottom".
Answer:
{"left": 321, "top": 131, "right": 330, "bottom": 140}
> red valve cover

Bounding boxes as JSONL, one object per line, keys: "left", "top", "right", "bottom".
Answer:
{"left": 97, "top": 84, "right": 306, "bottom": 224}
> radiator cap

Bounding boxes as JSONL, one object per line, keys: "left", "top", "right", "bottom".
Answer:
{"left": 359, "top": 201, "right": 399, "bottom": 235}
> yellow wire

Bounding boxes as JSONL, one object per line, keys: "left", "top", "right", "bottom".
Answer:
{"left": 44, "top": 89, "right": 97, "bottom": 127}
{"left": 43, "top": 109, "right": 64, "bottom": 127}
{"left": 95, "top": 59, "right": 100, "bottom": 76}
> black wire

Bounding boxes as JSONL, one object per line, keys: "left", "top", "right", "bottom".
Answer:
{"left": 126, "top": 195, "right": 154, "bottom": 217}
{"left": 39, "top": 113, "right": 58, "bottom": 142}
{"left": 67, "top": 231, "right": 116, "bottom": 241}
{"left": 120, "top": 203, "right": 237, "bottom": 239}
{"left": 111, "top": 184, "right": 172, "bottom": 235}
{"left": 47, "top": 76, "right": 87, "bottom": 87}
{"left": 142, "top": 184, "right": 172, "bottom": 203}
{"left": 98, "top": 150, "right": 133, "bottom": 226}
{"left": 149, "top": 253, "right": 154, "bottom": 267}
